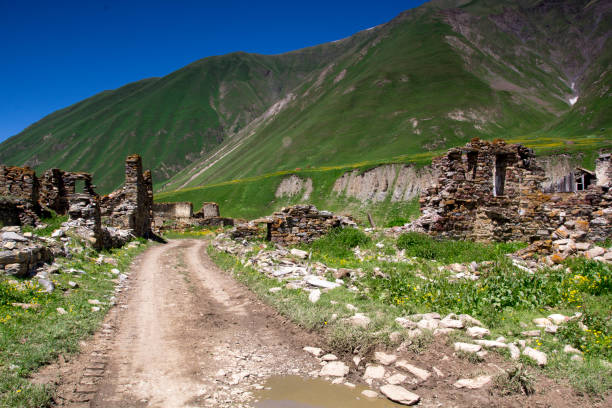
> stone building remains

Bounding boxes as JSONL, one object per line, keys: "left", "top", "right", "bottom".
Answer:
{"left": 407, "top": 138, "right": 611, "bottom": 243}
{"left": 100, "top": 155, "right": 153, "bottom": 238}
{"left": 232, "top": 205, "right": 356, "bottom": 245}
{"left": 0, "top": 155, "right": 154, "bottom": 240}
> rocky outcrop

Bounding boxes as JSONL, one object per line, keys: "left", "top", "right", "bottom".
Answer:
{"left": 275, "top": 175, "right": 313, "bottom": 201}
{"left": 333, "top": 164, "right": 436, "bottom": 202}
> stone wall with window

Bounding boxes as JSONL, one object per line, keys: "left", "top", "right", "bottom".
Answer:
{"left": 407, "top": 138, "right": 611, "bottom": 243}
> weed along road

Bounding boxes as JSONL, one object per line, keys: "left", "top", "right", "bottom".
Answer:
{"left": 63, "top": 239, "right": 319, "bottom": 407}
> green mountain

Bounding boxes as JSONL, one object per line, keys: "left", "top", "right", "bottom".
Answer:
{"left": 1, "top": 0, "right": 610, "bottom": 194}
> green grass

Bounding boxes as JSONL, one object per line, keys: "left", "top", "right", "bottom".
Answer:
{"left": 0, "top": 239, "right": 148, "bottom": 407}
{"left": 396, "top": 232, "right": 525, "bottom": 263}
{"left": 21, "top": 212, "right": 68, "bottom": 237}
{"left": 210, "top": 229, "right": 612, "bottom": 396}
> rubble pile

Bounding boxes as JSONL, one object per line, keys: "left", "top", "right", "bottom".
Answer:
{"left": 152, "top": 200, "right": 233, "bottom": 232}
{"left": 214, "top": 233, "right": 358, "bottom": 296}
{"left": 231, "top": 205, "right": 355, "bottom": 245}
{"left": 0, "top": 227, "right": 56, "bottom": 279}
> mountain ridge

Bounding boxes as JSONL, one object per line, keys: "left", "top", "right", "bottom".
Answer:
{"left": 1, "top": 0, "right": 610, "bottom": 193}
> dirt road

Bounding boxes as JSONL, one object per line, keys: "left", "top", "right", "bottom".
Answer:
{"left": 54, "top": 239, "right": 319, "bottom": 407}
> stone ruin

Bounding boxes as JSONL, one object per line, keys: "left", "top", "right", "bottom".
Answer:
{"left": 100, "top": 155, "right": 153, "bottom": 238}
{"left": 404, "top": 138, "right": 611, "bottom": 246}
{"left": 231, "top": 205, "right": 356, "bottom": 245}
{"left": 152, "top": 200, "right": 233, "bottom": 232}
{"left": 0, "top": 155, "right": 154, "bottom": 245}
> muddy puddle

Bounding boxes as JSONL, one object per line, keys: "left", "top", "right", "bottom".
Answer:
{"left": 253, "top": 376, "right": 402, "bottom": 407}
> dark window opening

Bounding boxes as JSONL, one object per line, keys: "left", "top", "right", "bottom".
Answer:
{"left": 467, "top": 151, "right": 478, "bottom": 180}
{"left": 494, "top": 154, "right": 507, "bottom": 196}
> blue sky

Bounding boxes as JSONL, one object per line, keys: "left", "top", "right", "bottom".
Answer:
{"left": 0, "top": 0, "right": 427, "bottom": 143}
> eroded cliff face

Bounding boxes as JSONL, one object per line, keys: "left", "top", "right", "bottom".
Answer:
{"left": 332, "top": 164, "right": 438, "bottom": 202}
{"left": 275, "top": 175, "right": 313, "bottom": 201}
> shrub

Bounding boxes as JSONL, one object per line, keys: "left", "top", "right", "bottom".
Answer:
{"left": 493, "top": 365, "right": 535, "bottom": 395}
{"left": 309, "top": 227, "right": 371, "bottom": 259}
{"left": 385, "top": 217, "right": 409, "bottom": 228}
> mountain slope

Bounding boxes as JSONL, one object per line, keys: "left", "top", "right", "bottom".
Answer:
{"left": 1, "top": 0, "right": 610, "bottom": 194}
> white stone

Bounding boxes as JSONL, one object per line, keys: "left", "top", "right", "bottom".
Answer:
{"left": 345, "top": 303, "right": 358, "bottom": 312}
{"left": 475, "top": 340, "right": 508, "bottom": 349}
{"left": 364, "top": 365, "right": 385, "bottom": 380}
{"left": 395, "top": 360, "right": 431, "bottom": 381}
{"left": 320, "top": 361, "right": 349, "bottom": 377}
{"left": 439, "top": 318, "right": 464, "bottom": 329}
{"left": 395, "top": 317, "right": 417, "bottom": 328}
{"left": 269, "top": 287, "right": 282, "bottom": 293}
{"left": 433, "top": 328, "right": 455, "bottom": 336}
{"left": 305, "top": 275, "right": 341, "bottom": 289}
{"left": 533, "top": 317, "right": 553, "bottom": 327}
{"left": 563, "top": 345, "right": 583, "bottom": 355}
{"left": 290, "top": 248, "right": 309, "bottom": 259}
{"left": 386, "top": 373, "right": 407, "bottom": 385}
{"left": 521, "top": 330, "right": 541, "bottom": 337}
{"left": 88, "top": 299, "right": 101, "bottom": 305}
{"left": 91, "top": 306, "right": 100, "bottom": 312}
{"left": 346, "top": 313, "right": 371, "bottom": 328}
{"left": 56, "top": 307, "right": 67, "bottom": 315}
{"left": 379, "top": 385, "right": 420, "bottom": 405}
{"left": 508, "top": 343, "right": 521, "bottom": 360}
{"left": 353, "top": 356, "right": 362, "bottom": 367}
{"left": 459, "top": 314, "right": 484, "bottom": 327}
{"left": 523, "top": 347, "right": 547, "bottom": 366}
{"left": 344, "top": 382, "right": 356, "bottom": 388}
{"left": 432, "top": 366, "right": 444, "bottom": 377}
{"left": 571, "top": 354, "right": 584, "bottom": 362}
{"left": 361, "top": 390, "right": 379, "bottom": 398}
{"left": 453, "top": 375, "right": 492, "bottom": 389}
{"left": 545, "top": 325, "right": 558, "bottom": 334}
{"left": 548, "top": 314, "right": 568, "bottom": 325}
{"left": 586, "top": 246, "right": 605, "bottom": 259}
{"left": 417, "top": 318, "right": 439, "bottom": 330}
{"left": 110, "top": 268, "right": 120, "bottom": 275}
{"left": 466, "top": 326, "right": 490, "bottom": 338}
{"left": 308, "top": 289, "right": 321, "bottom": 303}
{"left": 374, "top": 351, "right": 397, "bottom": 366}
{"left": 454, "top": 342, "right": 482, "bottom": 354}
{"left": 321, "top": 353, "right": 338, "bottom": 361}
{"left": 303, "top": 346, "right": 323, "bottom": 357}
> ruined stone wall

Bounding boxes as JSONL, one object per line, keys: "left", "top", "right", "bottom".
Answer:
{"left": 153, "top": 202, "right": 193, "bottom": 219}
{"left": 409, "top": 139, "right": 611, "bottom": 243}
{"left": 39, "top": 169, "right": 97, "bottom": 215}
{"left": 231, "top": 205, "right": 355, "bottom": 245}
{"left": 596, "top": 154, "right": 612, "bottom": 187}
{"left": 195, "top": 202, "right": 220, "bottom": 218}
{"left": 100, "top": 155, "right": 152, "bottom": 237}
{"left": 0, "top": 166, "right": 39, "bottom": 205}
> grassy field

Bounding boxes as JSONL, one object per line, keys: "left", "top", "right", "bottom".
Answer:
{"left": 208, "top": 228, "right": 612, "bottom": 397}
{"left": 0, "top": 231, "right": 148, "bottom": 407}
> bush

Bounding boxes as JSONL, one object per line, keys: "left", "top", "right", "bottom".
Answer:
{"left": 385, "top": 218, "right": 409, "bottom": 228}
{"left": 309, "top": 227, "right": 371, "bottom": 259}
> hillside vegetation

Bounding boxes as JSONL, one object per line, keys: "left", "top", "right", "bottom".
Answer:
{"left": 0, "top": 0, "right": 610, "bottom": 196}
